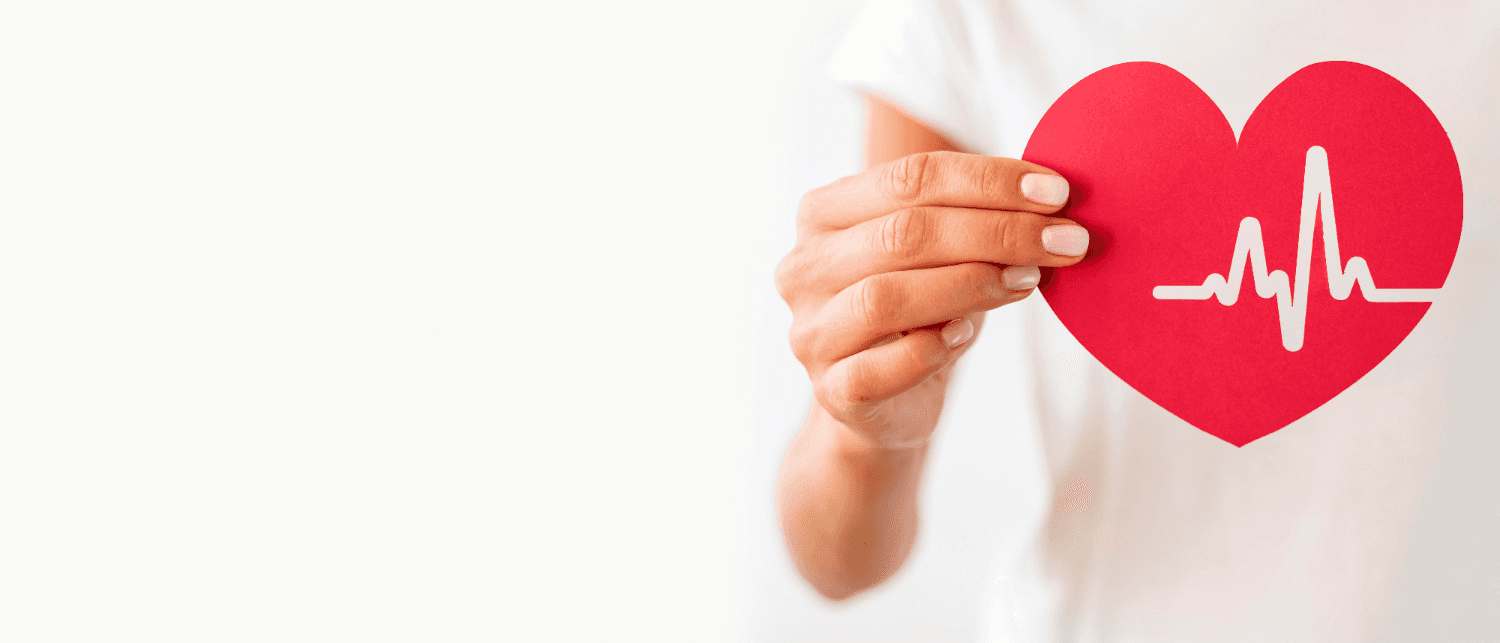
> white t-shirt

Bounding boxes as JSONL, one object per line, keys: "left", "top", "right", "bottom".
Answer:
{"left": 829, "top": 1, "right": 1500, "bottom": 641}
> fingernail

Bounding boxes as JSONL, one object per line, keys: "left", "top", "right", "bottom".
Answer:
{"left": 1021, "top": 173, "right": 1069, "bottom": 206}
{"left": 1042, "top": 225, "right": 1089, "bottom": 256}
{"left": 1002, "top": 266, "right": 1041, "bottom": 291}
{"left": 941, "top": 318, "right": 974, "bottom": 348}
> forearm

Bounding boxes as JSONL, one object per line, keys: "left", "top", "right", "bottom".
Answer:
{"left": 772, "top": 96, "right": 1005, "bottom": 600}
{"left": 776, "top": 404, "right": 928, "bottom": 600}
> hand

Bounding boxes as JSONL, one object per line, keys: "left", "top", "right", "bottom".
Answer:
{"left": 775, "top": 151, "right": 1088, "bottom": 449}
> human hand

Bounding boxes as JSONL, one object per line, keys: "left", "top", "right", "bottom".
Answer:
{"left": 775, "top": 151, "right": 1088, "bottom": 449}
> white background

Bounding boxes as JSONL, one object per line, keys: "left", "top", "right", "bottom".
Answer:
{"left": 0, "top": 1, "right": 1031, "bottom": 641}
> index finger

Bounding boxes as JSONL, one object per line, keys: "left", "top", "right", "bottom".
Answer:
{"left": 799, "top": 151, "right": 1070, "bottom": 230}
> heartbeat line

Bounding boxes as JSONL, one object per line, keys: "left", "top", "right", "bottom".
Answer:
{"left": 1151, "top": 146, "right": 1439, "bottom": 352}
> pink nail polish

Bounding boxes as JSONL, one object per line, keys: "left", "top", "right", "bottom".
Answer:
{"left": 1021, "top": 173, "right": 1070, "bottom": 206}
{"left": 1003, "top": 266, "right": 1041, "bottom": 290}
{"left": 941, "top": 318, "right": 974, "bottom": 348}
{"left": 1042, "top": 225, "right": 1090, "bottom": 256}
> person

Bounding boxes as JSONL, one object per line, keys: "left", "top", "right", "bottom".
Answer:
{"left": 773, "top": 1, "right": 1500, "bottom": 641}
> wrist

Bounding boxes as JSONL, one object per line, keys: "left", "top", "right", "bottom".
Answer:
{"left": 810, "top": 404, "right": 928, "bottom": 462}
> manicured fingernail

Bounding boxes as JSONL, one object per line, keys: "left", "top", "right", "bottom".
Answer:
{"left": 1021, "top": 173, "right": 1069, "bottom": 206}
{"left": 941, "top": 318, "right": 974, "bottom": 348}
{"left": 1042, "top": 225, "right": 1089, "bottom": 256}
{"left": 1002, "top": 266, "right": 1041, "bottom": 290}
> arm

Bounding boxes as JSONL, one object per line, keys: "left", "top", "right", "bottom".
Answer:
{"left": 774, "top": 98, "right": 1085, "bottom": 599}
{"left": 776, "top": 98, "right": 960, "bottom": 600}
{"left": 863, "top": 97, "right": 964, "bottom": 167}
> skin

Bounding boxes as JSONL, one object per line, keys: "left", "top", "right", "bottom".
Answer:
{"left": 773, "top": 97, "right": 1087, "bottom": 600}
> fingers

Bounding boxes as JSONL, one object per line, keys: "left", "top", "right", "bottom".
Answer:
{"left": 797, "top": 206, "right": 1087, "bottom": 292}
{"left": 791, "top": 262, "right": 1037, "bottom": 369}
{"left": 812, "top": 321, "right": 967, "bottom": 426}
{"left": 778, "top": 150, "right": 1077, "bottom": 433}
{"left": 799, "top": 151, "right": 1069, "bottom": 230}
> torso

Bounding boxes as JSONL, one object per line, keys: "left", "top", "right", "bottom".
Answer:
{"left": 945, "top": 1, "right": 1500, "bottom": 640}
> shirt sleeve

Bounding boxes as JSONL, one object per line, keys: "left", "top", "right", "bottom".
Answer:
{"left": 827, "top": 0, "right": 996, "bottom": 155}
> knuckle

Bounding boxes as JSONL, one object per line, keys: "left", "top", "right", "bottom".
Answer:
{"left": 961, "top": 262, "right": 1001, "bottom": 298}
{"left": 877, "top": 207, "right": 931, "bottom": 261}
{"left": 882, "top": 152, "right": 934, "bottom": 203}
{"left": 988, "top": 213, "right": 1028, "bottom": 258}
{"left": 773, "top": 252, "right": 803, "bottom": 302}
{"left": 787, "top": 321, "right": 817, "bottom": 364}
{"left": 848, "top": 274, "right": 903, "bottom": 328}
{"left": 900, "top": 332, "right": 947, "bottom": 370}
{"left": 977, "top": 158, "right": 1015, "bottom": 199}
{"left": 795, "top": 190, "right": 821, "bottom": 229}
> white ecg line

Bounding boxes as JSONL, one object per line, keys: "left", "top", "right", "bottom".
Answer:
{"left": 1152, "top": 146, "right": 1438, "bottom": 352}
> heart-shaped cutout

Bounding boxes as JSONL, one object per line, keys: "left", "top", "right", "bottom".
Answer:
{"left": 1023, "top": 62, "right": 1462, "bottom": 446}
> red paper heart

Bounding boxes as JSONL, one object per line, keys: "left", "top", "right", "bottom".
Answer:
{"left": 1023, "top": 62, "right": 1462, "bottom": 446}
